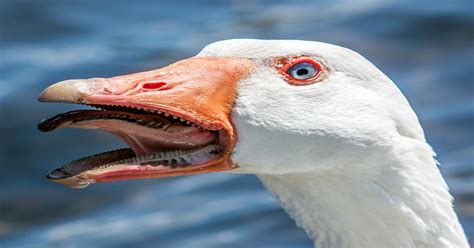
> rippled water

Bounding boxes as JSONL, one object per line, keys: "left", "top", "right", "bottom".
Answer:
{"left": 1, "top": 0, "right": 473, "bottom": 247}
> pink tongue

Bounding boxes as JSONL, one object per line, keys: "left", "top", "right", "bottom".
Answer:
{"left": 65, "top": 119, "right": 217, "bottom": 156}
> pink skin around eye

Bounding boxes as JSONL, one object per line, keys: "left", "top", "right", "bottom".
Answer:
{"left": 277, "top": 56, "right": 324, "bottom": 86}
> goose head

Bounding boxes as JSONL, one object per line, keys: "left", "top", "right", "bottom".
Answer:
{"left": 202, "top": 40, "right": 426, "bottom": 175}
{"left": 38, "top": 39, "right": 469, "bottom": 247}
{"left": 38, "top": 39, "right": 424, "bottom": 186}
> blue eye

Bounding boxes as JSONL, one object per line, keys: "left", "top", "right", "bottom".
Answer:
{"left": 287, "top": 62, "right": 318, "bottom": 80}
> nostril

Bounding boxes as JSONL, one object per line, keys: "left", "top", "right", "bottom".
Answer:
{"left": 142, "top": 82, "right": 166, "bottom": 89}
{"left": 141, "top": 81, "right": 173, "bottom": 91}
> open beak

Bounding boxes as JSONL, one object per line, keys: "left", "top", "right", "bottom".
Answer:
{"left": 38, "top": 57, "right": 252, "bottom": 188}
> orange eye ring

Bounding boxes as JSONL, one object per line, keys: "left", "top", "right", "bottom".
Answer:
{"left": 277, "top": 56, "right": 325, "bottom": 86}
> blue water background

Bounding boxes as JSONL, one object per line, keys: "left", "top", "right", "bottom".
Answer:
{"left": 0, "top": 0, "right": 473, "bottom": 247}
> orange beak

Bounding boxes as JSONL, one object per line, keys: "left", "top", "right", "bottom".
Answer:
{"left": 38, "top": 57, "right": 253, "bottom": 188}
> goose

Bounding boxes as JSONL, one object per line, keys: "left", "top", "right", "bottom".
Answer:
{"left": 38, "top": 39, "right": 468, "bottom": 247}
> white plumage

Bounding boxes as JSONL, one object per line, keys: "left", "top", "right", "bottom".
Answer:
{"left": 198, "top": 39, "right": 468, "bottom": 247}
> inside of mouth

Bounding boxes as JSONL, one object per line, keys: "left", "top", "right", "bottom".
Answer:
{"left": 39, "top": 106, "right": 225, "bottom": 180}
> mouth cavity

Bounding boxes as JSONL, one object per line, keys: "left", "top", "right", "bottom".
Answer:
{"left": 38, "top": 104, "right": 228, "bottom": 188}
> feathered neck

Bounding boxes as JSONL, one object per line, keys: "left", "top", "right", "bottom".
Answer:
{"left": 257, "top": 137, "right": 468, "bottom": 248}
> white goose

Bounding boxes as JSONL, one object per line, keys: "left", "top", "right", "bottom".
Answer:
{"left": 38, "top": 39, "right": 468, "bottom": 247}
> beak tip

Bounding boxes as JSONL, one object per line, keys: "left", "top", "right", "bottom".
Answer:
{"left": 46, "top": 168, "right": 71, "bottom": 180}
{"left": 46, "top": 170, "right": 92, "bottom": 189}
{"left": 38, "top": 79, "right": 87, "bottom": 103}
{"left": 37, "top": 89, "right": 51, "bottom": 102}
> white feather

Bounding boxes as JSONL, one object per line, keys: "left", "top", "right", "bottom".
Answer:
{"left": 197, "top": 39, "right": 469, "bottom": 247}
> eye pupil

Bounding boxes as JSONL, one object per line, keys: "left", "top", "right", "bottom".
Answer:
{"left": 296, "top": 68, "right": 308, "bottom": 76}
{"left": 286, "top": 61, "right": 318, "bottom": 80}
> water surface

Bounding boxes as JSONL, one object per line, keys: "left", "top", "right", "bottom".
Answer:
{"left": 1, "top": 0, "right": 473, "bottom": 247}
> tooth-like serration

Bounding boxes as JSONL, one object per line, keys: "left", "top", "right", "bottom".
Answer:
{"left": 62, "top": 148, "right": 135, "bottom": 170}
{"left": 84, "top": 103, "right": 204, "bottom": 129}
{"left": 107, "top": 145, "right": 222, "bottom": 167}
